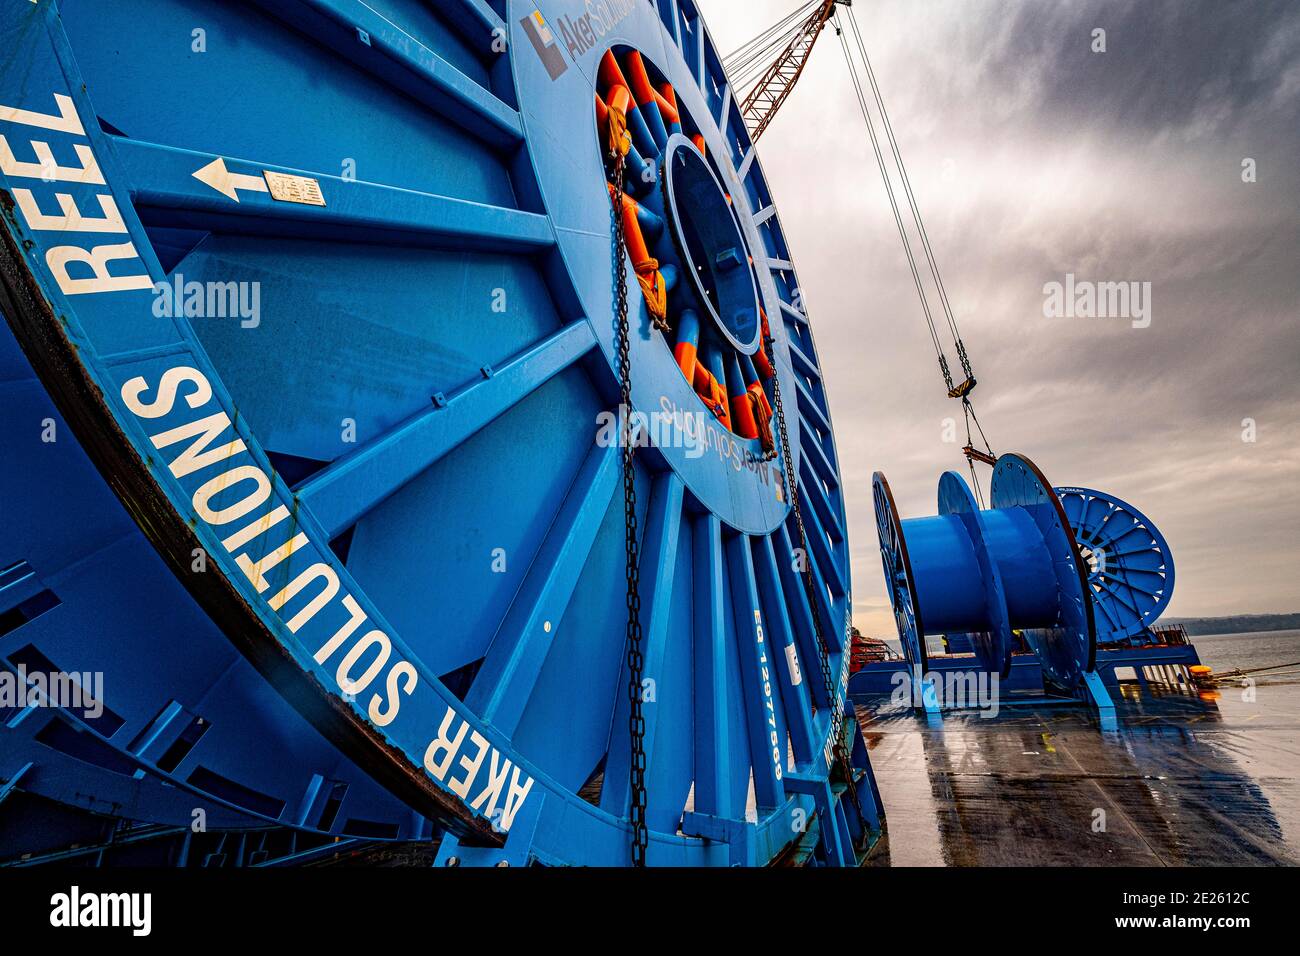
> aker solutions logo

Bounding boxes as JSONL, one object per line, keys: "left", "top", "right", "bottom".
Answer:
{"left": 521, "top": 11, "right": 569, "bottom": 81}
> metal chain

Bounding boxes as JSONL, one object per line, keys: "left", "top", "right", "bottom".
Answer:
{"left": 611, "top": 150, "right": 649, "bottom": 867}
{"left": 938, "top": 353, "right": 955, "bottom": 394}
{"left": 763, "top": 331, "right": 867, "bottom": 850}
{"left": 955, "top": 339, "right": 974, "bottom": 381}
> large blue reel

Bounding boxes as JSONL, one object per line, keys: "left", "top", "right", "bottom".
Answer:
{"left": 0, "top": 0, "right": 868, "bottom": 865}
{"left": 874, "top": 455, "right": 1097, "bottom": 695}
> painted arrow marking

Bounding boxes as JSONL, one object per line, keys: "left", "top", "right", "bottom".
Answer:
{"left": 192, "top": 157, "right": 268, "bottom": 202}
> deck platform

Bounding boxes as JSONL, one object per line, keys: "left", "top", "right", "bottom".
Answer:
{"left": 855, "top": 675, "right": 1300, "bottom": 866}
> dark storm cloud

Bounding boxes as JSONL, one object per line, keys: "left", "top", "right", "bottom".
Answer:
{"left": 980, "top": 0, "right": 1300, "bottom": 136}
{"left": 698, "top": 0, "right": 1300, "bottom": 631}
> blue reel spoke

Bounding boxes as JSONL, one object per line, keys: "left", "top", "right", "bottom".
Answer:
{"left": 776, "top": 527, "right": 834, "bottom": 712}
{"left": 726, "top": 532, "right": 787, "bottom": 812}
{"left": 246, "top": 0, "right": 525, "bottom": 148}
{"left": 796, "top": 384, "right": 834, "bottom": 448}
{"left": 113, "top": 137, "right": 553, "bottom": 253}
{"left": 800, "top": 456, "right": 846, "bottom": 544}
{"left": 800, "top": 417, "right": 841, "bottom": 492}
{"left": 600, "top": 473, "right": 686, "bottom": 820}
{"left": 690, "top": 513, "right": 731, "bottom": 818}
{"left": 753, "top": 534, "right": 820, "bottom": 765}
{"left": 465, "top": 441, "right": 621, "bottom": 735}
{"left": 298, "top": 322, "right": 597, "bottom": 537}
{"left": 799, "top": 492, "right": 847, "bottom": 600}
{"left": 780, "top": 299, "right": 811, "bottom": 327}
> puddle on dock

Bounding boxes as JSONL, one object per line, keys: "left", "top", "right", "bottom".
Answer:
{"left": 855, "top": 634, "right": 1300, "bottom": 866}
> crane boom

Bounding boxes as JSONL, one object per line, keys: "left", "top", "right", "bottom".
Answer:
{"left": 738, "top": 0, "right": 847, "bottom": 141}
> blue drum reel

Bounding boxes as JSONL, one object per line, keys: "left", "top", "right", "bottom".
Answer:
{"left": 0, "top": 0, "right": 876, "bottom": 866}
{"left": 874, "top": 455, "right": 1114, "bottom": 715}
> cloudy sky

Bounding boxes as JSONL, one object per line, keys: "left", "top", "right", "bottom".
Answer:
{"left": 696, "top": 0, "right": 1300, "bottom": 634}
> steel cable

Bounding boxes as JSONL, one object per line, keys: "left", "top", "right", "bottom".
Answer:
{"left": 846, "top": 6, "right": 973, "bottom": 379}
{"left": 834, "top": 15, "right": 952, "bottom": 388}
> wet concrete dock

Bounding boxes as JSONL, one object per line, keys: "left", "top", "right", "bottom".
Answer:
{"left": 856, "top": 674, "right": 1300, "bottom": 866}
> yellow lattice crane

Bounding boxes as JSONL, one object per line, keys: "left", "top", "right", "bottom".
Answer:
{"left": 728, "top": 0, "right": 850, "bottom": 142}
